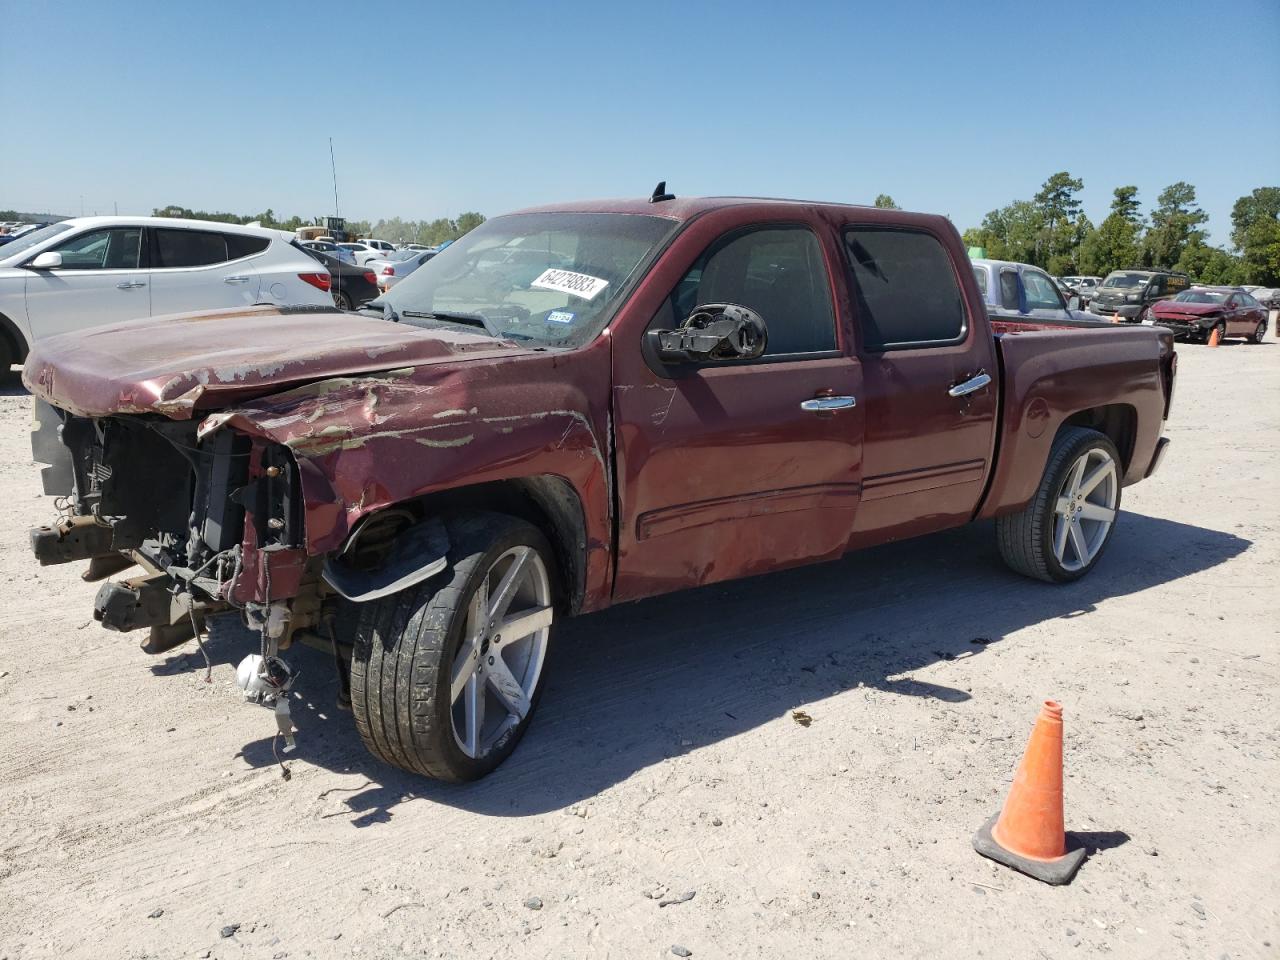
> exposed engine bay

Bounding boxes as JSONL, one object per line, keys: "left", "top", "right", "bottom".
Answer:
{"left": 29, "top": 399, "right": 337, "bottom": 755}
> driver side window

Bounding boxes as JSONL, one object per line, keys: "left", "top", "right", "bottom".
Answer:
{"left": 54, "top": 228, "right": 142, "bottom": 270}
{"left": 1023, "top": 270, "right": 1064, "bottom": 310}
{"left": 657, "top": 226, "right": 837, "bottom": 356}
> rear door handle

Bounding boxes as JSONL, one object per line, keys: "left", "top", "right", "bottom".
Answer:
{"left": 800, "top": 396, "right": 856, "bottom": 412}
{"left": 116, "top": 281, "right": 146, "bottom": 289}
{"left": 948, "top": 372, "right": 992, "bottom": 398}
{"left": 224, "top": 276, "right": 251, "bottom": 284}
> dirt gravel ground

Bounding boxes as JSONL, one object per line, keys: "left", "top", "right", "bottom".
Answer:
{"left": 0, "top": 339, "right": 1277, "bottom": 960}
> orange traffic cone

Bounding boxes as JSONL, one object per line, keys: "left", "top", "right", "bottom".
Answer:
{"left": 972, "top": 700, "right": 1086, "bottom": 885}
{"left": 1207, "top": 325, "right": 1221, "bottom": 348}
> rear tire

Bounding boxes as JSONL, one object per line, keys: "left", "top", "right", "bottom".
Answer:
{"left": 333, "top": 290, "right": 353, "bottom": 311}
{"left": 997, "top": 427, "right": 1122, "bottom": 583}
{"left": 1248, "top": 317, "right": 1267, "bottom": 344}
{"left": 348, "top": 512, "right": 557, "bottom": 781}
{"left": 0, "top": 337, "right": 13, "bottom": 383}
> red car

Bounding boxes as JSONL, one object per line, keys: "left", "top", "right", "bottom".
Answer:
{"left": 24, "top": 194, "right": 1177, "bottom": 781}
{"left": 1148, "top": 286, "right": 1269, "bottom": 343}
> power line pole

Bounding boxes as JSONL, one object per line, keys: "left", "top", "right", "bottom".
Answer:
{"left": 329, "top": 137, "right": 339, "bottom": 220}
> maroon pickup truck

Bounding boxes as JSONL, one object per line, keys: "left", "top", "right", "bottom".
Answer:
{"left": 23, "top": 194, "right": 1176, "bottom": 781}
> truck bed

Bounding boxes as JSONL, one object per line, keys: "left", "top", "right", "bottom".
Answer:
{"left": 977, "top": 318, "right": 1176, "bottom": 521}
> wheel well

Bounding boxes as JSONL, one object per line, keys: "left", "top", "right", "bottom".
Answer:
{"left": 0, "top": 311, "right": 28, "bottom": 367}
{"left": 1058, "top": 404, "right": 1137, "bottom": 471}
{"left": 355, "top": 477, "right": 589, "bottom": 615}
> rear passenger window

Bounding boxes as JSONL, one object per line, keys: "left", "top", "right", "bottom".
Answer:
{"left": 154, "top": 229, "right": 228, "bottom": 268}
{"left": 973, "top": 268, "right": 988, "bottom": 296}
{"left": 226, "top": 234, "right": 270, "bottom": 260}
{"left": 657, "top": 226, "right": 837, "bottom": 356}
{"left": 843, "top": 228, "right": 966, "bottom": 350}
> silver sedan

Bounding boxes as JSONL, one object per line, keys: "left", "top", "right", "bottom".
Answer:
{"left": 370, "top": 248, "right": 437, "bottom": 291}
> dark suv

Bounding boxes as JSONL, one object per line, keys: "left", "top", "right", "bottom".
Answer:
{"left": 1090, "top": 269, "right": 1190, "bottom": 323}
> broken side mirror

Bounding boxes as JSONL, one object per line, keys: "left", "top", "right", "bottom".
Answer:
{"left": 1067, "top": 295, "right": 1080, "bottom": 310}
{"left": 648, "top": 303, "right": 768, "bottom": 364}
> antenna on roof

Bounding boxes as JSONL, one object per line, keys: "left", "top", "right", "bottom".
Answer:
{"left": 649, "top": 181, "right": 675, "bottom": 203}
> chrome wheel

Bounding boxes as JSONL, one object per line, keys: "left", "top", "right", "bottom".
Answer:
{"left": 1051, "top": 448, "right": 1118, "bottom": 572}
{"left": 449, "top": 546, "right": 553, "bottom": 759}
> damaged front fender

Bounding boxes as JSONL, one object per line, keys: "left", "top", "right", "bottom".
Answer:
{"left": 196, "top": 347, "right": 616, "bottom": 610}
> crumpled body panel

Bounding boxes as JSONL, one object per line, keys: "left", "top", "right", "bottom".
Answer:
{"left": 196, "top": 340, "right": 617, "bottom": 611}
{"left": 23, "top": 305, "right": 527, "bottom": 419}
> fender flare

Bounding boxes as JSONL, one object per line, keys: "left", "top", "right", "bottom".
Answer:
{"left": 321, "top": 516, "right": 450, "bottom": 603}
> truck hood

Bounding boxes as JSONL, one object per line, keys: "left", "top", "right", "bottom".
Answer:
{"left": 23, "top": 304, "right": 532, "bottom": 419}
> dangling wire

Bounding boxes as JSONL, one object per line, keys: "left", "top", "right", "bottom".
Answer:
{"left": 272, "top": 729, "right": 292, "bottom": 781}
{"left": 188, "top": 606, "right": 212, "bottom": 683}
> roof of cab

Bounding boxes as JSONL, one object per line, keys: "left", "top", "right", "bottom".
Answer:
{"left": 507, "top": 195, "right": 892, "bottom": 222}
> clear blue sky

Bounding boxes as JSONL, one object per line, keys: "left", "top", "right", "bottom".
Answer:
{"left": 3, "top": 0, "right": 1277, "bottom": 244}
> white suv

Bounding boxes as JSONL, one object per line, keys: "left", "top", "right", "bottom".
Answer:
{"left": 0, "top": 217, "right": 332, "bottom": 376}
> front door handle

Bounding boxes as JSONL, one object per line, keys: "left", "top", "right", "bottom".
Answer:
{"left": 224, "top": 276, "right": 252, "bottom": 284}
{"left": 948, "top": 372, "right": 992, "bottom": 398}
{"left": 800, "top": 395, "right": 856, "bottom": 412}
{"left": 116, "top": 281, "right": 146, "bottom": 289}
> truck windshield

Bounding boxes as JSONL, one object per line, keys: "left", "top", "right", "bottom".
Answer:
{"left": 377, "top": 212, "right": 677, "bottom": 346}
{"left": 1100, "top": 272, "right": 1150, "bottom": 289}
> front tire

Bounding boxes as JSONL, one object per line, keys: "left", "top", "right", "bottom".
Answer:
{"left": 348, "top": 512, "right": 557, "bottom": 781}
{"left": 997, "top": 427, "right": 1122, "bottom": 583}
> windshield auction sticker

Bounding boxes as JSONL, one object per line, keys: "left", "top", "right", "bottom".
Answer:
{"left": 532, "top": 268, "right": 609, "bottom": 301}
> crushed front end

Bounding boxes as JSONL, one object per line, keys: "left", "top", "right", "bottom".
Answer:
{"left": 30, "top": 399, "right": 326, "bottom": 747}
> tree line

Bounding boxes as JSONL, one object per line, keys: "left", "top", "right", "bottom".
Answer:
{"left": 150, "top": 206, "right": 486, "bottom": 247}
{"left": 958, "top": 175, "right": 1280, "bottom": 285}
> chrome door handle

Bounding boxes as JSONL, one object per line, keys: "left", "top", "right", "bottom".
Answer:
{"left": 116, "top": 281, "right": 145, "bottom": 289}
{"left": 224, "top": 276, "right": 251, "bottom": 284}
{"left": 800, "top": 396, "right": 856, "bottom": 412}
{"left": 948, "top": 372, "right": 992, "bottom": 398}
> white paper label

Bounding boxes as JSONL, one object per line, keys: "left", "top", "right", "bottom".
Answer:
{"left": 531, "top": 268, "right": 609, "bottom": 301}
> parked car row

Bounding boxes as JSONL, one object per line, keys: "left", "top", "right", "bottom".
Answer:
{"left": 0, "top": 221, "right": 49, "bottom": 246}
{"left": 971, "top": 259, "right": 1110, "bottom": 326}
{"left": 337, "top": 238, "right": 397, "bottom": 266}
{"left": 0, "top": 217, "right": 331, "bottom": 376}
{"left": 300, "top": 239, "right": 356, "bottom": 264}
{"left": 1056, "top": 275, "right": 1102, "bottom": 308}
{"left": 367, "top": 247, "right": 438, "bottom": 292}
